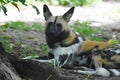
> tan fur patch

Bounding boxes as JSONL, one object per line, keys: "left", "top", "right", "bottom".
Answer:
{"left": 78, "top": 40, "right": 111, "bottom": 53}
{"left": 111, "top": 55, "right": 120, "bottom": 63}
{"left": 93, "top": 55, "right": 106, "bottom": 67}
{"left": 62, "top": 30, "right": 76, "bottom": 45}
{"left": 93, "top": 55, "right": 118, "bottom": 68}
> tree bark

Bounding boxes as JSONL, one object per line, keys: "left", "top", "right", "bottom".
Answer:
{"left": 0, "top": 42, "right": 78, "bottom": 80}
{"left": 0, "top": 43, "right": 22, "bottom": 80}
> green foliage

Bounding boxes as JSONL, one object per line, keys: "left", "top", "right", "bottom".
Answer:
{"left": 0, "top": 21, "right": 119, "bottom": 58}
{"left": 0, "top": 21, "right": 45, "bottom": 57}
{"left": 0, "top": 34, "right": 42, "bottom": 57}
{"left": 0, "top": 0, "right": 40, "bottom": 15}
{"left": 0, "top": 21, "right": 45, "bottom": 31}
{"left": 19, "top": 0, "right": 26, "bottom": 5}
{"left": 20, "top": 45, "right": 40, "bottom": 57}
{"left": 2, "top": 21, "right": 30, "bottom": 31}
{"left": 71, "top": 21, "right": 102, "bottom": 41}
{"left": 108, "top": 39, "right": 119, "bottom": 44}
{"left": 40, "top": 43, "right": 48, "bottom": 55}
{"left": 42, "top": 0, "right": 99, "bottom": 6}
{"left": 0, "top": 35, "right": 47, "bottom": 57}
{"left": 0, "top": 36, "right": 12, "bottom": 52}
{"left": 32, "top": 22, "right": 45, "bottom": 31}
{"left": 0, "top": 0, "right": 25, "bottom": 15}
{"left": 72, "top": 22, "right": 95, "bottom": 36}
{"left": 31, "top": 4, "right": 40, "bottom": 15}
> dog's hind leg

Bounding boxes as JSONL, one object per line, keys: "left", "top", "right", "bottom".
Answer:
{"left": 92, "top": 55, "right": 111, "bottom": 77}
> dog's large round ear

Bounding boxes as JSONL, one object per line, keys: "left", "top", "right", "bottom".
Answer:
{"left": 43, "top": 4, "right": 53, "bottom": 21}
{"left": 63, "top": 7, "right": 75, "bottom": 23}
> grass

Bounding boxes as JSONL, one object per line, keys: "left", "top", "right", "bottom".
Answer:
{"left": 71, "top": 21, "right": 103, "bottom": 41}
{"left": 40, "top": 43, "right": 48, "bottom": 55}
{"left": 0, "top": 21, "right": 119, "bottom": 58}
{"left": 0, "top": 35, "right": 42, "bottom": 57}
{"left": 2, "top": 21, "right": 30, "bottom": 31}
{"left": 0, "top": 21, "right": 46, "bottom": 57}
{"left": 0, "top": 36, "right": 13, "bottom": 52}
{"left": 32, "top": 22, "right": 45, "bottom": 32}
{"left": 0, "top": 21, "right": 45, "bottom": 32}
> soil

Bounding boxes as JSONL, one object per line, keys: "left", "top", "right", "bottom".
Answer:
{"left": 0, "top": 1, "right": 120, "bottom": 80}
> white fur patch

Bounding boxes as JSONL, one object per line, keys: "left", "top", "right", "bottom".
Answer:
{"left": 95, "top": 68, "right": 110, "bottom": 77}
{"left": 48, "top": 36, "right": 83, "bottom": 65}
{"left": 109, "top": 69, "right": 120, "bottom": 76}
{"left": 49, "top": 37, "right": 83, "bottom": 56}
{"left": 74, "top": 70, "right": 96, "bottom": 75}
{"left": 75, "top": 68, "right": 111, "bottom": 77}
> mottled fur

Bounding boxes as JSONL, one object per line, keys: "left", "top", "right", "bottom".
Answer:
{"left": 38, "top": 4, "right": 120, "bottom": 77}
{"left": 43, "top": 4, "right": 83, "bottom": 67}
{"left": 91, "top": 47, "right": 120, "bottom": 69}
{"left": 78, "top": 40, "right": 111, "bottom": 54}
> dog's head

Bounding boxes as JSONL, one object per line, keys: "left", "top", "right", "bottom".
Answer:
{"left": 43, "top": 4, "right": 75, "bottom": 47}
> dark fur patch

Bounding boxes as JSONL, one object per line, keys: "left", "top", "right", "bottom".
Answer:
{"left": 59, "top": 54, "right": 68, "bottom": 65}
{"left": 46, "top": 30, "right": 70, "bottom": 48}
{"left": 53, "top": 17, "right": 57, "bottom": 26}
{"left": 115, "top": 63, "right": 120, "bottom": 69}
{"left": 45, "top": 17, "right": 61, "bottom": 38}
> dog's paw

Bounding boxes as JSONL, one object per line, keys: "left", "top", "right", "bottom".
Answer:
{"left": 109, "top": 69, "right": 120, "bottom": 76}
{"left": 95, "top": 68, "right": 110, "bottom": 77}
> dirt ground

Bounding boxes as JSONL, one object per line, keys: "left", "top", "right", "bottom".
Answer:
{"left": 0, "top": 0, "right": 120, "bottom": 80}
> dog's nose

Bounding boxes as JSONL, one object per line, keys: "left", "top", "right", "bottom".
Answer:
{"left": 46, "top": 27, "right": 57, "bottom": 37}
{"left": 49, "top": 29, "right": 55, "bottom": 34}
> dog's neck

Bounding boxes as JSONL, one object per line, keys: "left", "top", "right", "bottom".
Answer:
{"left": 46, "top": 29, "right": 80, "bottom": 48}
{"left": 60, "top": 30, "right": 79, "bottom": 47}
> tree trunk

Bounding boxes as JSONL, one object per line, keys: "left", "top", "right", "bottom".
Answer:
{"left": 0, "top": 43, "right": 22, "bottom": 80}
{"left": 0, "top": 42, "right": 78, "bottom": 80}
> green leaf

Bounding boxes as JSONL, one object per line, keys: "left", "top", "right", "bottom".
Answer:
{"left": 12, "top": 0, "right": 19, "bottom": 2}
{"left": 19, "top": 0, "right": 26, "bottom": 5}
{"left": 0, "top": 6, "right": 1, "bottom": 12}
{"left": 11, "top": 2, "right": 20, "bottom": 12}
{"left": 0, "top": 0, "right": 6, "bottom": 5}
{"left": 1, "top": 5, "right": 7, "bottom": 15}
{"left": 31, "top": 4, "right": 40, "bottom": 15}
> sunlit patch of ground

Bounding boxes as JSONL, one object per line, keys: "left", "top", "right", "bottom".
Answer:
{"left": 0, "top": 1, "right": 120, "bottom": 28}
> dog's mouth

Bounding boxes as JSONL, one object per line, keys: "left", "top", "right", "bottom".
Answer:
{"left": 46, "top": 30, "right": 70, "bottom": 44}
{"left": 45, "top": 26, "right": 62, "bottom": 38}
{"left": 45, "top": 30, "right": 62, "bottom": 39}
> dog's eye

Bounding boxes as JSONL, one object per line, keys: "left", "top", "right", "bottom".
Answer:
{"left": 56, "top": 24, "right": 62, "bottom": 31}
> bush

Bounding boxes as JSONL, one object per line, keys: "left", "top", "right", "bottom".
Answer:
{"left": 42, "top": 0, "right": 99, "bottom": 6}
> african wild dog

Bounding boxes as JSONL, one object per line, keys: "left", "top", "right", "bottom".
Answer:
{"left": 39, "top": 4, "right": 83, "bottom": 67}
{"left": 37, "top": 4, "right": 120, "bottom": 77}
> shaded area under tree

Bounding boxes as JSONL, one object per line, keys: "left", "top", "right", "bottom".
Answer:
{"left": 0, "top": 42, "right": 77, "bottom": 80}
